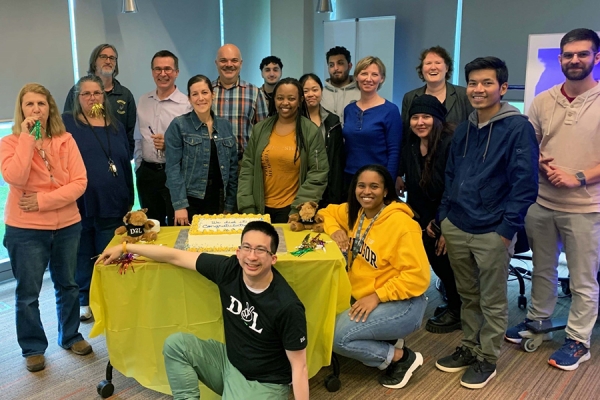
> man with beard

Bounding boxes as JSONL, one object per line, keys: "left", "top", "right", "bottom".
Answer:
{"left": 505, "top": 28, "right": 600, "bottom": 371}
{"left": 259, "top": 55, "right": 283, "bottom": 112}
{"left": 321, "top": 46, "right": 361, "bottom": 123}
{"left": 212, "top": 44, "right": 269, "bottom": 161}
{"left": 133, "top": 50, "right": 192, "bottom": 227}
{"left": 64, "top": 44, "right": 136, "bottom": 158}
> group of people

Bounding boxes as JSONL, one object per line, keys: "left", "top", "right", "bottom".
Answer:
{"left": 1, "top": 25, "right": 599, "bottom": 399}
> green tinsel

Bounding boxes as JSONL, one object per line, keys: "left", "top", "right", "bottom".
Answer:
{"left": 29, "top": 120, "right": 42, "bottom": 140}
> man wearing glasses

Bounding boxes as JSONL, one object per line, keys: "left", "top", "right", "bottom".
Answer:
{"left": 505, "top": 28, "right": 600, "bottom": 371}
{"left": 134, "top": 50, "right": 192, "bottom": 227}
{"left": 96, "top": 221, "right": 309, "bottom": 400}
{"left": 64, "top": 44, "right": 136, "bottom": 159}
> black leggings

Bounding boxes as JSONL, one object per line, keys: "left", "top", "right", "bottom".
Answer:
{"left": 422, "top": 231, "right": 461, "bottom": 311}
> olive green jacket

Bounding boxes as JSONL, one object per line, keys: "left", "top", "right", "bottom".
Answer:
{"left": 237, "top": 115, "right": 329, "bottom": 215}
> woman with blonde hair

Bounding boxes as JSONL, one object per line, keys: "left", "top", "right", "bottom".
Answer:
{"left": 342, "top": 56, "right": 402, "bottom": 190}
{"left": 0, "top": 83, "right": 92, "bottom": 373}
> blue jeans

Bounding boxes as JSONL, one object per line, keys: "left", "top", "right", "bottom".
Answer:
{"left": 76, "top": 216, "right": 122, "bottom": 306}
{"left": 333, "top": 295, "right": 426, "bottom": 369}
{"left": 4, "top": 223, "right": 84, "bottom": 357}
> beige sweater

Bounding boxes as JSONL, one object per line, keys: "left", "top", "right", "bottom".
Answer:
{"left": 528, "top": 82, "right": 600, "bottom": 213}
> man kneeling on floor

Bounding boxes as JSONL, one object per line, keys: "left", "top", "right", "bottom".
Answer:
{"left": 97, "top": 221, "right": 309, "bottom": 400}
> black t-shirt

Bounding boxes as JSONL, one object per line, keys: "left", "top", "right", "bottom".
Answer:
{"left": 196, "top": 253, "right": 307, "bottom": 384}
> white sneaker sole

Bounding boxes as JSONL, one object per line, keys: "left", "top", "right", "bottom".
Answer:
{"left": 460, "top": 369, "right": 496, "bottom": 389}
{"left": 382, "top": 352, "right": 423, "bottom": 389}
{"left": 549, "top": 351, "right": 591, "bottom": 371}
{"left": 435, "top": 361, "right": 471, "bottom": 373}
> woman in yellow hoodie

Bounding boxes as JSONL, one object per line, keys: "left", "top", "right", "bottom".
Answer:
{"left": 320, "top": 164, "right": 430, "bottom": 389}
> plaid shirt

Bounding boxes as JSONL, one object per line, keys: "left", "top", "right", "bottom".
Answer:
{"left": 212, "top": 77, "right": 269, "bottom": 157}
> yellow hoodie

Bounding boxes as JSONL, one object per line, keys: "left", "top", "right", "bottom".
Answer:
{"left": 320, "top": 202, "right": 430, "bottom": 302}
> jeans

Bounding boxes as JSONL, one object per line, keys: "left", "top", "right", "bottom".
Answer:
{"left": 4, "top": 223, "right": 84, "bottom": 357}
{"left": 333, "top": 295, "right": 426, "bottom": 369}
{"left": 76, "top": 216, "right": 123, "bottom": 306}
{"left": 163, "top": 333, "right": 289, "bottom": 399}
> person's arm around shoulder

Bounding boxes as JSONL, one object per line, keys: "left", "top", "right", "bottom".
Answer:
{"left": 286, "top": 348, "right": 309, "bottom": 400}
{"left": 37, "top": 134, "right": 88, "bottom": 211}
{"left": 237, "top": 124, "right": 260, "bottom": 213}
{"left": 97, "top": 242, "right": 199, "bottom": 271}
{"left": 291, "top": 122, "right": 329, "bottom": 212}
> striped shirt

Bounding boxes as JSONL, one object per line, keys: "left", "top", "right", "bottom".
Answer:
{"left": 212, "top": 78, "right": 269, "bottom": 158}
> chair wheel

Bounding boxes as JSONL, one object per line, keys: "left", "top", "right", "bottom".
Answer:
{"left": 520, "top": 338, "right": 538, "bottom": 353}
{"left": 517, "top": 295, "right": 527, "bottom": 310}
{"left": 97, "top": 380, "right": 115, "bottom": 398}
{"left": 324, "top": 374, "right": 341, "bottom": 392}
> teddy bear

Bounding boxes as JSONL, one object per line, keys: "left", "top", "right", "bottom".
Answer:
{"left": 288, "top": 201, "right": 325, "bottom": 233}
{"left": 114, "top": 208, "right": 158, "bottom": 243}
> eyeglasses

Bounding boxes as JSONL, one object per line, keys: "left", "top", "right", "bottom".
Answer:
{"left": 79, "top": 91, "right": 104, "bottom": 99}
{"left": 98, "top": 54, "right": 117, "bottom": 62}
{"left": 561, "top": 51, "right": 597, "bottom": 60}
{"left": 36, "top": 148, "right": 52, "bottom": 172}
{"left": 238, "top": 244, "right": 273, "bottom": 256}
{"left": 152, "top": 67, "right": 176, "bottom": 74}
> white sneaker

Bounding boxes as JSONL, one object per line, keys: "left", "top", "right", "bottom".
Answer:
{"left": 80, "top": 306, "right": 92, "bottom": 321}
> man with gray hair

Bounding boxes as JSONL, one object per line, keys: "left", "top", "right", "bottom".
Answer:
{"left": 64, "top": 44, "right": 136, "bottom": 158}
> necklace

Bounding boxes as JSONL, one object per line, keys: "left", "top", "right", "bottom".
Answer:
{"left": 348, "top": 205, "right": 386, "bottom": 268}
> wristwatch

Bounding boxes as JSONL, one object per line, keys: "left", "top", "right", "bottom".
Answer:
{"left": 575, "top": 171, "right": 587, "bottom": 186}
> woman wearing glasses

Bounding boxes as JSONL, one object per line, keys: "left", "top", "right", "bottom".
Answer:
{"left": 62, "top": 75, "right": 134, "bottom": 321}
{"left": 320, "top": 164, "right": 429, "bottom": 390}
{"left": 0, "top": 83, "right": 91, "bottom": 372}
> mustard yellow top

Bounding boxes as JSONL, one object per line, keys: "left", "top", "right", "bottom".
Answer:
{"left": 261, "top": 130, "right": 300, "bottom": 208}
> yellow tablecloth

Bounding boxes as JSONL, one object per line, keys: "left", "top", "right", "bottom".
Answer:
{"left": 89, "top": 225, "right": 351, "bottom": 397}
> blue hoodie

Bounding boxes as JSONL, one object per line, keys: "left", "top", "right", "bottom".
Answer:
{"left": 438, "top": 102, "right": 539, "bottom": 240}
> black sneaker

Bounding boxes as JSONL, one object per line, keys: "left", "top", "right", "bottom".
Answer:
{"left": 460, "top": 359, "right": 496, "bottom": 389}
{"left": 435, "top": 346, "right": 476, "bottom": 372}
{"left": 378, "top": 347, "right": 423, "bottom": 389}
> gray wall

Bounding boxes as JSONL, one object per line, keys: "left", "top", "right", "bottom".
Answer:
{"left": 223, "top": 0, "right": 271, "bottom": 87}
{"left": 460, "top": 0, "right": 600, "bottom": 101}
{"left": 322, "top": 0, "right": 459, "bottom": 105}
{"left": 0, "top": 0, "right": 73, "bottom": 119}
{"left": 74, "top": 0, "right": 221, "bottom": 103}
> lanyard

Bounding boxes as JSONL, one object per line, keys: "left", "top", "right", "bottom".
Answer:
{"left": 349, "top": 205, "right": 386, "bottom": 268}
{"left": 82, "top": 114, "right": 118, "bottom": 177}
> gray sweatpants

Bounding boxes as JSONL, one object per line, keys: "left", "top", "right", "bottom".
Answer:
{"left": 525, "top": 202, "right": 600, "bottom": 347}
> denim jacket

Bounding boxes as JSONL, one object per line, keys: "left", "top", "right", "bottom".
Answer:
{"left": 165, "top": 111, "right": 238, "bottom": 212}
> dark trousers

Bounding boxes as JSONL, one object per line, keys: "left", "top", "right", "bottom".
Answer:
{"left": 187, "top": 184, "right": 223, "bottom": 217}
{"left": 136, "top": 161, "right": 174, "bottom": 226}
{"left": 265, "top": 205, "right": 292, "bottom": 224}
{"left": 423, "top": 231, "right": 461, "bottom": 311}
{"left": 76, "top": 216, "right": 122, "bottom": 306}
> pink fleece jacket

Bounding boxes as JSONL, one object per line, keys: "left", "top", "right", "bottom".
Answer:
{"left": 0, "top": 131, "right": 87, "bottom": 230}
